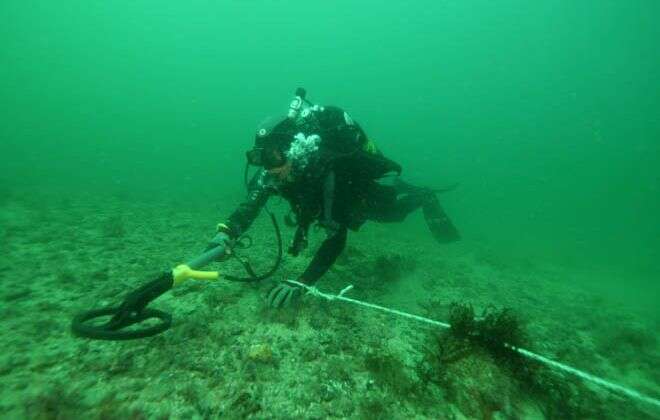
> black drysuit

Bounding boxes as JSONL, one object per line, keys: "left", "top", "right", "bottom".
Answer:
{"left": 222, "top": 106, "right": 434, "bottom": 285}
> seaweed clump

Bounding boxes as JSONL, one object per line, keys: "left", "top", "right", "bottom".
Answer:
{"left": 445, "top": 302, "right": 539, "bottom": 384}
{"left": 449, "top": 302, "right": 528, "bottom": 361}
{"left": 416, "top": 303, "right": 539, "bottom": 418}
{"left": 446, "top": 303, "right": 618, "bottom": 419}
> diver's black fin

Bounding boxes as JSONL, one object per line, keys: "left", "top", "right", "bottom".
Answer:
{"left": 423, "top": 195, "right": 460, "bottom": 243}
{"left": 393, "top": 178, "right": 459, "bottom": 195}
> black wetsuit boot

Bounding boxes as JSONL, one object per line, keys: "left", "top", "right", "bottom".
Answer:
{"left": 392, "top": 178, "right": 460, "bottom": 243}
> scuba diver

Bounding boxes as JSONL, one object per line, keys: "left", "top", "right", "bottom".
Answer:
{"left": 208, "top": 89, "right": 460, "bottom": 308}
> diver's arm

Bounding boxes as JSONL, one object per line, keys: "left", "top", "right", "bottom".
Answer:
{"left": 296, "top": 168, "right": 347, "bottom": 285}
{"left": 298, "top": 227, "right": 347, "bottom": 285}
{"left": 222, "top": 170, "right": 273, "bottom": 238}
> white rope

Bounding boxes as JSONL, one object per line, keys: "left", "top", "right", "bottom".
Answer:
{"left": 289, "top": 280, "right": 660, "bottom": 409}
{"left": 509, "top": 346, "right": 660, "bottom": 408}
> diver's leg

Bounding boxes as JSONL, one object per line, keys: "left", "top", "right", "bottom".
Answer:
{"left": 392, "top": 179, "right": 460, "bottom": 242}
{"left": 366, "top": 182, "right": 460, "bottom": 243}
{"left": 364, "top": 183, "right": 425, "bottom": 223}
{"left": 374, "top": 194, "right": 426, "bottom": 223}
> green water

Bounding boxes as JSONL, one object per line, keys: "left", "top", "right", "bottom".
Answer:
{"left": 1, "top": 2, "right": 659, "bottom": 418}
{"left": 3, "top": 2, "right": 658, "bottom": 275}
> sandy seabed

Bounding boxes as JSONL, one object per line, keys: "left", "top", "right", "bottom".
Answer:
{"left": 1, "top": 191, "right": 658, "bottom": 419}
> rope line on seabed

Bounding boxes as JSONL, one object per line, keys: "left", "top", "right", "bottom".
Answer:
{"left": 288, "top": 280, "right": 660, "bottom": 410}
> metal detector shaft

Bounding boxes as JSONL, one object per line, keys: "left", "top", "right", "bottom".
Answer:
{"left": 186, "top": 233, "right": 227, "bottom": 270}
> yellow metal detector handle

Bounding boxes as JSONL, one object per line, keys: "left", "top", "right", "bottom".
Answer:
{"left": 171, "top": 264, "right": 220, "bottom": 287}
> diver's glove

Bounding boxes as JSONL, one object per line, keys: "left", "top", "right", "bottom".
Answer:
{"left": 266, "top": 280, "right": 302, "bottom": 308}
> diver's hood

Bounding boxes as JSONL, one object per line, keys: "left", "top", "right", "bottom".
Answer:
{"left": 254, "top": 116, "right": 295, "bottom": 149}
{"left": 245, "top": 116, "right": 296, "bottom": 168}
{"left": 248, "top": 93, "right": 322, "bottom": 168}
